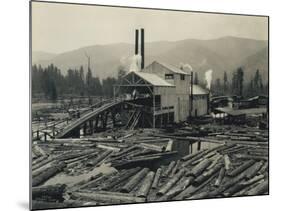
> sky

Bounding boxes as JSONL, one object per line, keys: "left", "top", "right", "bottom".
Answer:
{"left": 32, "top": 1, "right": 268, "bottom": 54}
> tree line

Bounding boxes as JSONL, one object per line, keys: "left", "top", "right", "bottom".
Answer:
{"left": 32, "top": 63, "right": 268, "bottom": 101}
{"left": 194, "top": 68, "right": 268, "bottom": 97}
{"left": 32, "top": 64, "right": 126, "bottom": 101}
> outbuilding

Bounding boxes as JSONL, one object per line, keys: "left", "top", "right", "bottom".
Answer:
{"left": 190, "top": 84, "right": 209, "bottom": 117}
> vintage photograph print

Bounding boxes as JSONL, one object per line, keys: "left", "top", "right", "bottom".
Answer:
{"left": 30, "top": 1, "right": 269, "bottom": 210}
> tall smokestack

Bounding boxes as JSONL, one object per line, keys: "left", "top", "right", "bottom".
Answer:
{"left": 135, "top": 29, "right": 139, "bottom": 55}
{"left": 141, "top": 28, "right": 145, "bottom": 69}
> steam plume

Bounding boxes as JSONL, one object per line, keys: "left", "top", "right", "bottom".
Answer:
{"left": 205, "top": 69, "right": 213, "bottom": 90}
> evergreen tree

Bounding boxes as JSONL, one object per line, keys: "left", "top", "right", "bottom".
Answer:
{"left": 223, "top": 71, "right": 228, "bottom": 94}
{"left": 237, "top": 67, "right": 244, "bottom": 96}
{"left": 86, "top": 67, "right": 93, "bottom": 95}
{"left": 194, "top": 72, "right": 199, "bottom": 85}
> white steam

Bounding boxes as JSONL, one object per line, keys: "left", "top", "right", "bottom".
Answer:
{"left": 205, "top": 69, "right": 213, "bottom": 90}
{"left": 119, "top": 55, "right": 142, "bottom": 73}
{"left": 129, "top": 54, "right": 142, "bottom": 72}
{"left": 179, "top": 62, "right": 193, "bottom": 71}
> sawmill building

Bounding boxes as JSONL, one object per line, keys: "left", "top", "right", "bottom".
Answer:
{"left": 114, "top": 28, "right": 208, "bottom": 128}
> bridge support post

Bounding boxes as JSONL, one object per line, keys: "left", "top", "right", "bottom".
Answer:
{"left": 102, "top": 112, "right": 108, "bottom": 130}
{"left": 83, "top": 123, "right": 87, "bottom": 136}
{"left": 112, "top": 110, "right": 116, "bottom": 127}
{"left": 197, "top": 141, "right": 201, "bottom": 151}
{"left": 153, "top": 91, "right": 155, "bottom": 128}
{"left": 89, "top": 120, "right": 93, "bottom": 135}
{"left": 95, "top": 115, "right": 99, "bottom": 131}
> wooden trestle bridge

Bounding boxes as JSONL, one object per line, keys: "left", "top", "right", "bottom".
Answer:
{"left": 56, "top": 98, "right": 146, "bottom": 138}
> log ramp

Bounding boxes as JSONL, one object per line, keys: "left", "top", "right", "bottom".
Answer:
{"left": 31, "top": 124, "right": 268, "bottom": 209}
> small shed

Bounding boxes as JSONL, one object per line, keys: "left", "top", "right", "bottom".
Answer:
{"left": 190, "top": 84, "right": 209, "bottom": 117}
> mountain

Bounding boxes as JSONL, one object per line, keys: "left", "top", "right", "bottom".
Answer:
{"left": 240, "top": 47, "right": 269, "bottom": 82}
{"left": 32, "top": 51, "right": 57, "bottom": 63}
{"left": 32, "top": 36, "right": 268, "bottom": 82}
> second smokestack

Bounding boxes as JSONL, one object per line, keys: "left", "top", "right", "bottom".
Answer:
{"left": 135, "top": 29, "right": 139, "bottom": 55}
{"left": 141, "top": 28, "right": 144, "bottom": 69}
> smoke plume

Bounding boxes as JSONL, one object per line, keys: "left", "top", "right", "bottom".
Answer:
{"left": 179, "top": 62, "right": 193, "bottom": 71}
{"left": 205, "top": 69, "right": 213, "bottom": 90}
{"left": 129, "top": 54, "right": 142, "bottom": 72}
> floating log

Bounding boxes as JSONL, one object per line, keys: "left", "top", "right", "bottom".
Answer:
{"left": 151, "top": 168, "right": 162, "bottom": 189}
{"left": 32, "top": 184, "right": 66, "bottom": 201}
{"left": 235, "top": 154, "right": 268, "bottom": 160}
{"left": 33, "top": 145, "right": 47, "bottom": 157}
{"left": 126, "top": 149, "right": 153, "bottom": 159}
{"left": 32, "top": 157, "right": 55, "bottom": 171}
{"left": 78, "top": 173, "right": 114, "bottom": 190}
{"left": 188, "top": 159, "right": 212, "bottom": 177}
{"left": 32, "top": 200, "right": 66, "bottom": 210}
{"left": 174, "top": 174, "right": 216, "bottom": 200}
{"left": 56, "top": 150, "right": 97, "bottom": 161}
{"left": 208, "top": 173, "right": 246, "bottom": 197}
{"left": 138, "top": 143, "right": 165, "bottom": 152}
{"left": 223, "top": 183, "right": 247, "bottom": 197}
{"left": 232, "top": 179, "right": 264, "bottom": 197}
{"left": 244, "top": 161, "right": 264, "bottom": 180}
{"left": 152, "top": 134, "right": 223, "bottom": 144}
{"left": 170, "top": 160, "right": 181, "bottom": 177}
{"left": 63, "top": 199, "right": 98, "bottom": 207}
{"left": 96, "top": 144, "right": 120, "bottom": 152}
{"left": 111, "top": 145, "right": 139, "bottom": 157}
{"left": 65, "top": 153, "right": 97, "bottom": 164}
{"left": 106, "top": 148, "right": 143, "bottom": 163}
{"left": 227, "top": 160, "right": 256, "bottom": 177}
{"left": 206, "top": 155, "right": 222, "bottom": 170}
{"left": 246, "top": 180, "right": 268, "bottom": 195}
{"left": 162, "top": 161, "right": 176, "bottom": 177}
{"left": 214, "top": 167, "right": 226, "bottom": 187}
{"left": 111, "top": 155, "right": 162, "bottom": 169}
{"left": 32, "top": 155, "right": 48, "bottom": 166}
{"left": 259, "top": 162, "right": 268, "bottom": 174}
{"left": 136, "top": 171, "right": 155, "bottom": 197}
{"left": 224, "top": 174, "right": 266, "bottom": 197}
{"left": 165, "top": 176, "right": 194, "bottom": 199}
{"left": 87, "top": 150, "right": 112, "bottom": 167}
{"left": 193, "top": 164, "right": 222, "bottom": 186}
{"left": 181, "top": 150, "right": 206, "bottom": 162}
{"left": 224, "top": 155, "right": 231, "bottom": 170}
{"left": 32, "top": 162, "right": 66, "bottom": 187}
{"left": 165, "top": 139, "right": 173, "bottom": 152}
{"left": 181, "top": 150, "right": 211, "bottom": 167}
{"left": 121, "top": 168, "right": 149, "bottom": 193}
{"left": 71, "top": 191, "right": 145, "bottom": 204}
{"left": 187, "top": 192, "right": 209, "bottom": 200}
{"left": 157, "top": 168, "right": 186, "bottom": 196}
{"left": 240, "top": 175, "right": 264, "bottom": 186}
{"left": 133, "top": 151, "right": 178, "bottom": 160}
{"left": 69, "top": 173, "right": 103, "bottom": 191}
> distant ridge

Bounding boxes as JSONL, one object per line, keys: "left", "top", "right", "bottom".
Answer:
{"left": 32, "top": 36, "right": 268, "bottom": 82}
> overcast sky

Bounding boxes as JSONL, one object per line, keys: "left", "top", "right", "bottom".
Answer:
{"left": 32, "top": 1, "right": 268, "bottom": 54}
